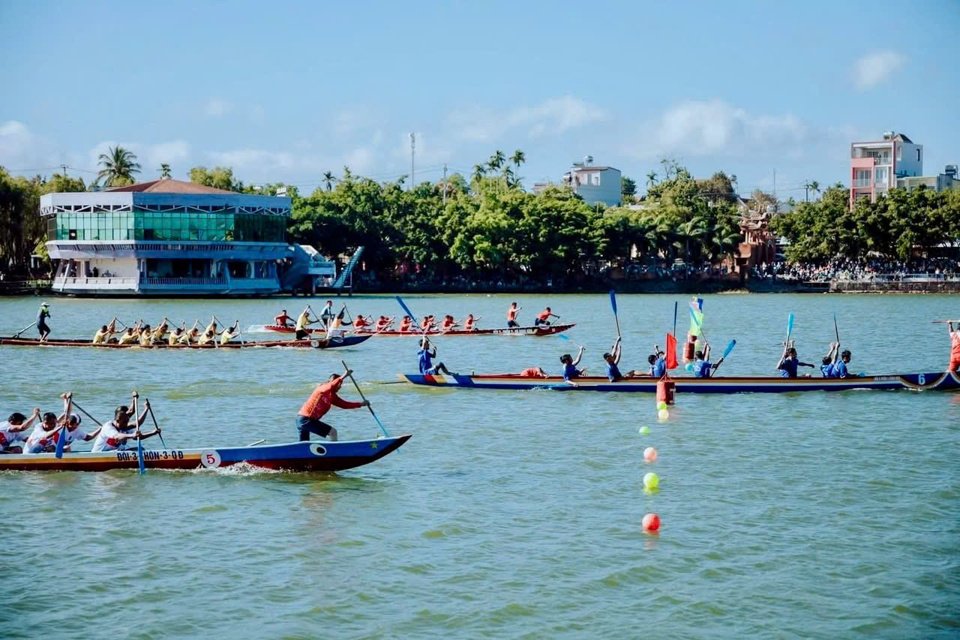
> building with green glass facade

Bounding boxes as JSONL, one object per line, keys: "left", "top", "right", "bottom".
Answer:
{"left": 40, "top": 178, "right": 311, "bottom": 296}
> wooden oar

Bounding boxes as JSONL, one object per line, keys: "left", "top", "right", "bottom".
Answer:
{"left": 133, "top": 395, "right": 146, "bottom": 475}
{"left": 71, "top": 401, "right": 104, "bottom": 427}
{"left": 609, "top": 290, "right": 621, "bottom": 340}
{"left": 12, "top": 321, "right": 36, "bottom": 339}
{"left": 341, "top": 360, "right": 392, "bottom": 439}
{"left": 146, "top": 401, "right": 168, "bottom": 449}
{"left": 833, "top": 314, "right": 840, "bottom": 349}
{"left": 672, "top": 301, "right": 678, "bottom": 339}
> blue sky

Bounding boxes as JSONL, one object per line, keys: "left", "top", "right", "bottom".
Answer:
{"left": 1, "top": 0, "right": 958, "bottom": 198}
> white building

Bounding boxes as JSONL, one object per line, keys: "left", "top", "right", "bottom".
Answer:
{"left": 562, "top": 156, "right": 622, "bottom": 207}
{"left": 849, "top": 131, "right": 923, "bottom": 208}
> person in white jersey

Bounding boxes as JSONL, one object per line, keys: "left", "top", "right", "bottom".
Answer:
{"left": 91, "top": 392, "right": 161, "bottom": 453}
{"left": 23, "top": 394, "right": 72, "bottom": 454}
{"left": 0, "top": 408, "right": 40, "bottom": 453}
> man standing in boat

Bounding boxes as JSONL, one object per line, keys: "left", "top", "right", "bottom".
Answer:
{"left": 297, "top": 371, "right": 369, "bottom": 442}
{"left": 506, "top": 302, "right": 521, "bottom": 328}
{"left": 37, "top": 303, "right": 52, "bottom": 342}
{"left": 418, "top": 337, "right": 454, "bottom": 375}
{"left": 295, "top": 307, "right": 317, "bottom": 340}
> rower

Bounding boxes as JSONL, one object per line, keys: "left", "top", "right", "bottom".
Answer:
{"left": 319, "top": 300, "right": 336, "bottom": 326}
{"left": 295, "top": 308, "right": 315, "bottom": 340}
{"left": 506, "top": 302, "right": 521, "bottom": 328}
{"left": 398, "top": 315, "right": 414, "bottom": 333}
{"left": 534, "top": 307, "right": 558, "bottom": 327}
{"left": 51, "top": 412, "right": 101, "bottom": 453}
{"left": 353, "top": 314, "right": 372, "bottom": 330}
{"left": 179, "top": 319, "right": 201, "bottom": 344}
{"left": 23, "top": 394, "right": 72, "bottom": 454}
{"left": 297, "top": 370, "right": 369, "bottom": 442}
{"left": 418, "top": 337, "right": 453, "bottom": 375}
{"left": 463, "top": 314, "right": 478, "bottom": 331}
{"left": 169, "top": 326, "right": 185, "bottom": 346}
{"left": 693, "top": 345, "right": 719, "bottom": 378}
{"left": 375, "top": 316, "right": 393, "bottom": 332}
{"left": 440, "top": 315, "right": 457, "bottom": 332}
{"left": 647, "top": 345, "right": 667, "bottom": 377}
{"left": 90, "top": 393, "right": 159, "bottom": 453}
{"left": 37, "top": 302, "right": 52, "bottom": 342}
{"left": 197, "top": 328, "right": 217, "bottom": 346}
{"left": 151, "top": 318, "right": 170, "bottom": 343}
{"left": 93, "top": 324, "right": 113, "bottom": 344}
{"left": 604, "top": 337, "right": 637, "bottom": 382}
{"left": 420, "top": 315, "right": 436, "bottom": 332}
{"left": 820, "top": 342, "right": 839, "bottom": 377}
{"left": 777, "top": 344, "right": 815, "bottom": 378}
{"left": 220, "top": 320, "right": 240, "bottom": 345}
{"left": 948, "top": 321, "right": 960, "bottom": 372}
{"left": 138, "top": 324, "right": 154, "bottom": 346}
{"left": 561, "top": 347, "right": 585, "bottom": 385}
{"left": 118, "top": 327, "right": 139, "bottom": 345}
{"left": 831, "top": 348, "right": 852, "bottom": 379}
{"left": 274, "top": 309, "right": 292, "bottom": 328}
{"left": 327, "top": 310, "right": 347, "bottom": 338}
{"left": 0, "top": 408, "right": 39, "bottom": 454}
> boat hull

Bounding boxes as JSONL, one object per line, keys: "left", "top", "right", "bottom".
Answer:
{"left": 0, "top": 435, "right": 410, "bottom": 473}
{"left": 399, "top": 371, "right": 960, "bottom": 393}
{"left": 0, "top": 335, "right": 371, "bottom": 350}
{"left": 254, "top": 323, "right": 575, "bottom": 337}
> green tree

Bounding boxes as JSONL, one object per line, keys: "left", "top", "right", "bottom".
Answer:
{"left": 96, "top": 146, "right": 141, "bottom": 187}
{"left": 189, "top": 166, "right": 242, "bottom": 192}
{"left": 160, "top": 163, "right": 172, "bottom": 179}
{"left": 621, "top": 175, "right": 637, "bottom": 202}
{"left": 322, "top": 171, "right": 336, "bottom": 191}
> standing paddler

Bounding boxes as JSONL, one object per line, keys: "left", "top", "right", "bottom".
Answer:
{"left": 295, "top": 307, "right": 317, "bottom": 340}
{"left": 418, "top": 337, "right": 453, "bottom": 375}
{"left": 36, "top": 303, "right": 52, "bottom": 342}
{"left": 506, "top": 302, "right": 521, "bottom": 328}
{"left": 948, "top": 321, "right": 960, "bottom": 372}
{"left": 297, "top": 370, "right": 370, "bottom": 442}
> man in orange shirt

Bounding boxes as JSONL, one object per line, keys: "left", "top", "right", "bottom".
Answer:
{"left": 297, "top": 371, "right": 369, "bottom": 442}
{"left": 949, "top": 321, "right": 960, "bottom": 372}
{"left": 534, "top": 307, "right": 559, "bottom": 327}
{"left": 506, "top": 302, "right": 521, "bottom": 328}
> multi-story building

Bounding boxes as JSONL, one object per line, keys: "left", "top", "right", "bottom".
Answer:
{"left": 562, "top": 156, "right": 622, "bottom": 207}
{"left": 41, "top": 178, "right": 324, "bottom": 296}
{"left": 849, "top": 131, "right": 923, "bottom": 208}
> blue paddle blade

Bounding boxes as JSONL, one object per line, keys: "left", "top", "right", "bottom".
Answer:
{"left": 557, "top": 333, "right": 570, "bottom": 341}
{"left": 722, "top": 339, "right": 737, "bottom": 359}
{"left": 54, "top": 427, "right": 66, "bottom": 459}
{"left": 396, "top": 296, "right": 416, "bottom": 325}
{"left": 609, "top": 290, "right": 618, "bottom": 315}
{"left": 137, "top": 438, "right": 145, "bottom": 475}
{"left": 787, "top": 312, "right": 795, "bottom": 336}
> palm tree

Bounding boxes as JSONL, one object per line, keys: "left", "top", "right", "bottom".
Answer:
{"left": 472, "top": 164, "right": 487, "bottom": 182}
{"left": 96, "top": 146, "right": 141, "bottom": 187}
{"left": 322, "top": 171, "right": 337, "bottom": 191}
{"left": 510, "top": 150, "right": 525, "bottom": 172}
{"left": 488, "top": 150, "right": 506, "bottom": 173}
{"left": 160, "top": 163, "right": 171, "bottom": 179}
{"left": 646, "top": 171, "right": 658, "bottom": 188}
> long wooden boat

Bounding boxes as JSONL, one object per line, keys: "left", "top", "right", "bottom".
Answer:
{"left": 398, "top": 371, "right": 960, "bottom": 393}
{"left": 252, "top": 323, "right": 575, "bottom": 337}
{"left": 0, "top": 335, "right": 371, "bottom": 350}
{"left": 0, "top": 435, "right": 411, "bottom": 472}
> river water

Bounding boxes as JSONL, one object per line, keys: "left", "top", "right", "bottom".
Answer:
{"left": 1, "top": 293, "right": 958, "bottom": 638}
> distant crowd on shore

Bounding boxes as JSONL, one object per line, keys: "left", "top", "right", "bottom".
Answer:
{"left": 751, "top": 258, "right": 960, "bottom": 283}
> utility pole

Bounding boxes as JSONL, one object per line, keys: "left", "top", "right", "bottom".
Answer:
{"left": 442, "top": 164, "right": 447, "bottom": 205}
{"left": 410, "top": 133, "right": 415, "bottom": 191}
{"left": 60, "top": 164, "right": 68, "bottom": 177}
{"left": 803, "top": 181, "right": 809, "bottom": 203}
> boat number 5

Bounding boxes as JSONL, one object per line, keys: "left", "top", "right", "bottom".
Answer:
{"left": 918, "top": 373, "right": 926, "bottom": 385}
{"left": 200, "top": 450, "right": 222, "bottom": 468}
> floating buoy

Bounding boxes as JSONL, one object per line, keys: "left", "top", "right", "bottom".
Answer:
{"left": 657, "top": 408, "right": 669, "bottom": 421}
{"left": 643, "top": 472, "right": 660, "bottom": 490}
{"left": 638, "top": 426, "right": 651, "bottom": 435}
{"left": 643, "top": 447, "right": 658, "bottom": 462}
{"left": 642, "top": 513, "right": 661, "bottom": 532}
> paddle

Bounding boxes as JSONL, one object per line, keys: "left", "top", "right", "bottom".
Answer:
{"left": 72, "top": 401, "right": 103, "bottom": 428}
{"left": 932, "top": 319, "right": 960, "bottom": 324}
{"left": 557, "top": 332, "right": 583, "bottom": 350}
{"left": 833, "top": 313, "right": 840, "bottom": 349}
{"left": 609, "top": 290, "right": 621, "bottom": 339}
{"left": 146, "top": 401, "right": 168, "bottom": 449}
{"left": 341, "top": 360, "right": 392, "bottom": 439}
{"left": 396, "top": 296, "right": 426, "bottom": 336}
{"left": 785, "top": 312, "right": 795, "bottom": 346}
{"left": 55, "top": 397, "right": 70, "bottom": 459}
{"left": 712, "top": 339, "right": 737, "bottom": 373}
{"left": 133, "top": 394, "right": 146, "bottom": 475}
{"left": 12, "top": 321, "right": 36, "bottom": 339}
{"left": 672, "top": 301, "right": 678, "bottom": 339}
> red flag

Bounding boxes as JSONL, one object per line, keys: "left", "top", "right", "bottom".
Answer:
{"left": 665, "top": 333, "right": 678, "bottom": 370}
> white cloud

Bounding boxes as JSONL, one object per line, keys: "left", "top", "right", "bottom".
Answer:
{"left": 630, "top": 100, "right": 825, "bottom": 159}
{"left": 448, "top": 96, "right": 607, "bottom": 142}
{"left": 852, "top": 51, "right": 905, "bottom": 90}
{"left": 203, "top": 98, "right": 233, "bottom": 118}
{"left": 0, "top": 120, "right": 62, "bottom": 170}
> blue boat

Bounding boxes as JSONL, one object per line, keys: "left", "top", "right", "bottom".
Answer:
{"left": 398, "top": 371, "right": 960, "bottom": 394}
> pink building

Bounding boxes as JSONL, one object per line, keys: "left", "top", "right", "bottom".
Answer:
{"left": 849, "top": 131, "right": 922, "bottom": 209}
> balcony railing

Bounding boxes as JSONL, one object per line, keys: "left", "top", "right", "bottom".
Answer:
{"left": 141, "top": 276, "right": 227, "bottom": 286}
{"left": 228, "top": 277, "right": 280, "bottom": 289}
{"left": 852, "top": 179, "right": 873, "bottom": 188}
{"left": 55, "top": 276, "right": 139, "bottom": 290}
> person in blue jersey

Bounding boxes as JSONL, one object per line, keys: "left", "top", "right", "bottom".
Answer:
{"left": 693, "top": 344, "right": 720, "bottom": 378}
{"left": 603, "top": 337, "right": 637, "bottom": 382}
{"left": 418, "top": 337, "right": 453, "bottom": 375}
{"left": 776, "top": 344, "right": 815, "bottom": 378}
{"left": 820, "top": 342, "right": 839, "bottom": 377}
{"left": 647, "top": 345, "right": 666, "bottom": 377}
{"left": 831, "top": 348, "right": 852, "bottom": 379}
{"left": 560, "top": 346, "right": 585, "bottom": 385}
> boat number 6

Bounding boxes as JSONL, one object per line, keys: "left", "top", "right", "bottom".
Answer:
{"left": 918, "top": 373, "right": 926, "bottom": 385}
{"left": 200, "top": 450, "right": 222, "bottom": 468}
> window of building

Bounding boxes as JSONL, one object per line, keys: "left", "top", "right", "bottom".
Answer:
{"left": 917, "top": 149, "right": 921, "bottom": 162}
{"left": 896, "top": 146, "right": 901, "bottom": 161}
